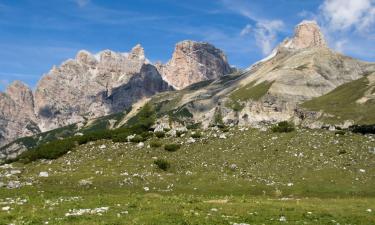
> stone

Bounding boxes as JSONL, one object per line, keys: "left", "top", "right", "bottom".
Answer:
{"left": 157, "top": 40, "right": 232, "bottom": 90}
{"left": 39, "top": 172, "right": 49, "bottom": 177}
{"left": 137, "top": 142, "right": 145, "bottom": 148}
{"left": 281, "top": 20, "right": 326, "bottom": 50}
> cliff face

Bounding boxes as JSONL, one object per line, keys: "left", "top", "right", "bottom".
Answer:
{"left": 281, "top": 20, "right": 327, "bottom": 50}
{"left": 0, "top": 81, "right": 39, "bottom": 147}
{"left": 33, "top": 45, "right": 170, "bottom": 132}
{"left": 157, "top": 40, "right": 233, "bottom": 90}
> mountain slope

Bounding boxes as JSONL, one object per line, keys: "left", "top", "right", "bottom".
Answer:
{"left": 302, "top": 73, "right": 375, "bottom": 124}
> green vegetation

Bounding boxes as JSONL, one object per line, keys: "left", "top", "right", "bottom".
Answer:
{"left": 271, "top": 121, "right": 295, "bottom": 133}
{"left": 164, "top": 143, "right": 181, "bottom": 152}
{"left": 302, "top": 77, "right": 375, "bottom": 124}
{"left": 154, "top": 131, "right": 165, "bottom": 138}
{"left": 213, "top": 108, "right": 224, "bottom": 128}
{"left": 150, "top": 139, "right": 163, "bottom": 148}
{"left": 1, "top": 128, "right": 374, "bottom": 224}
{"left": 190, "top": 132, "right": 202, "bottom": 139}
{"left": 230, "top": 81, "right": 274, "bottom": 102}
{"left": 225, "top": 99, "right": 244, "bottom": 112}
{"left": 15, "top": 104, "right": 157, "bottom": 164}
{"left": 154, "top": 159, "right": 171, "bottom": 171}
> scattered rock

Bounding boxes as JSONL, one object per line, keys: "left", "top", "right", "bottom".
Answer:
{"left": 39, "top": 172, "right": 49, "bottom": 177}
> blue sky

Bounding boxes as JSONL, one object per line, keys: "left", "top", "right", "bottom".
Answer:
{"left": 0, "top": 0, "right": 374, "bottom": 90}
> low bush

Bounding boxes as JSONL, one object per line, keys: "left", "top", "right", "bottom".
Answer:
{"left": 164, "top": 144, "right": 181, "bottom": 152}
{"left": 335, "top": 130, "right": 346, "bottom": 135}
{"left": 154, "top": 159, "right": 170, "bottom": 171}
{"left": 191, "top": 132, "right": 202, "bottom": 138}
{"left": 18, "top": 138, "right": 77, "bottom": 163}
{"left": 154, "top": 131, "right": 165, "bottom": 138}
{"left": 150, "top": 139, "right": 163, "bottom": 148}
{"left": 129, "top": 135, "right": 146, "bottom": 143}
{"left": 271, "top": 121, "right": 295, "bottom": 133}
{"left": 349, "top": 124, "right": 375, "bottom": 134}
{"left": 186, "top": 123, "right": 201, "bottom": 130}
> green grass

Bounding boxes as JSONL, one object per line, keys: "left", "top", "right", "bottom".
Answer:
{"left": 0, "top": 128, "right": 374, "bottom": 224}
{"left": 302, "top": 77, "right": 375, "bottom": 124}
{"left": 230, "top": 81, "right": 274, "bottom": 102}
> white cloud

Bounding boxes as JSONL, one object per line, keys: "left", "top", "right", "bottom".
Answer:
{"left": 252, "top": 20, "right": 284, "bottom": 55}
{"left": 220, "top": 0, "right": 285, "bottom": 55}
{"left": 320, "top": 0, "right": 375, "bottom": 33}
{"left": 76, "top": 0, "right": 90, "bottom": 8}
{"left": 240, "top": 24, "right": 252, "bottom": 36}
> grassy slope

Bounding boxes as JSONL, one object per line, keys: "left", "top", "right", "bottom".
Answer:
{"left": 230, "top": 81, "right": 274, "bottom": 102}
{"left": 1, "top": 128, "right": 374, "bottom": 224}
{"left": 302, "top": 77, "right": 375, "bottom": 124}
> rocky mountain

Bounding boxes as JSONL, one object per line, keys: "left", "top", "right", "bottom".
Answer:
{"left": 0, "top": 81, "right": 39, "bottom": 147}
{"left": 0, "top": 41, "right": 232, "bottom": 148}
{"left": 34, "top": 44, "right": 170, "bottom": 132}
{"left": 138, "top": 20, "right": 375, "bottom": 129}
{"left": 156, "top": 40, "right": 233, "bottom": 90}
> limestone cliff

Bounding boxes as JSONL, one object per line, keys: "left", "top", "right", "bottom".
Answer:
{"left": 157, "top": 40, "right": 232, "bottom": 90}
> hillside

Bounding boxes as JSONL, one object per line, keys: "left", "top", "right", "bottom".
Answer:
{"left": 302, "top": 73, "right": 375, "bottom": 125}
{"left": 0, "top": 127, "right": 374, "bottom": 224}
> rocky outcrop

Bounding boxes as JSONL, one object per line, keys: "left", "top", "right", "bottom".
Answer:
{"left": 157, "top": 40, "right": 232, "bottom": 90}
{"left": 281, "top": 20, "right": 327, "bottom": 50}
{"left": 0, "top": 81, "right": 39, "bottom": 147}
{"left": 34, "top": 45, "right": 170, "bottom": 132}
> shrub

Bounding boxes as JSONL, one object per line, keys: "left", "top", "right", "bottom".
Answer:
{"left": 154, "top": 159, "right": 170, "bottom": 171}
{"left": 18, "top": 138, "right": 77, "bottom": 163}
{"left": 150, "top": 139, "right": 163, "bottom": 148}
{"left": 220, "top": 127, "right": 230, "bottom": 133}
{"left": 191, "top": 132, "right": 202, "bottom": 138}
{"left": 335, "top": 130, "right": 346, "bottom": 135}
{"left": 186, "top": 123, "right": 201, "bottom": 130}
{"left": 349, "top": 124, "right": 375, "bottom": 134}
{"left": 129, "top": 135, "right": 146, "bottom": 143}
{"left": 271, "top": 121, "right": 295, "bottom": 133}
{"left": 164, "top": 144, "right": 181, "bottom": 152}
{"left": 154, "top": 131, "right": 165, "bottom": 138}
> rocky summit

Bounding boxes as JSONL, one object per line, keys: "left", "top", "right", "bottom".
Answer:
{"left": 34, "top": 44, "right": 169, "bottom": 132}
{"left": 156, "top": 40, "right": 233, "bottom": 90}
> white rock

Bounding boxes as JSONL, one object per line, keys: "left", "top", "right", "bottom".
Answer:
{"left": 187, "top": 137, "right": 196, "bottom": 144}
{"left": 99, "top": 145, "right": 106, "bottom": 149}
{"left": 1, "top": 206, "right": 10, "bottom": 211}
{"left": 137, "top": 142, "right": 145, "bottom": 148}
{"left": 219, "top": 134, "right": 227, "bottom": 139}
{"left": 39, "top": 172, "right": 49, "bottom": 177}
{"left": 279, "top": 216, "right": 287, "bottom": 222}
{"left": 143, "top": 187, "right": 149, "bottom": 191}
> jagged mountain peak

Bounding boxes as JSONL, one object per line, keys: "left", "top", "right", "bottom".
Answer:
{"left": 76, "top": 50, "right": 97, "bottom": 65}
{"left": 129, "top": 44, "right": 145, "bottom": 61}
{"left": 281, "top": 20, "right": 326, "bottom": 50}
{"left": 158, "top": 40, "right": 232, "bottom": 90}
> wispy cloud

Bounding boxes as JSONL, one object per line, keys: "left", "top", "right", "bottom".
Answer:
{"left": 76, "top": 0, "right": 90, "bottom": 8}
{"left": 220, "top": 0, "right": 285, "bottom": 55}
